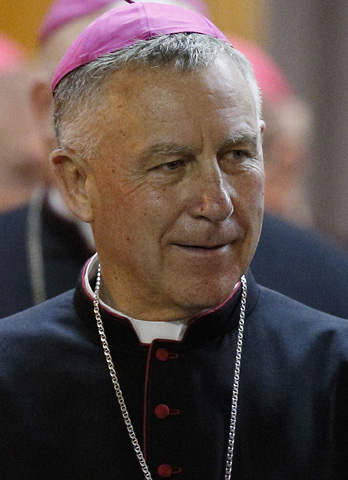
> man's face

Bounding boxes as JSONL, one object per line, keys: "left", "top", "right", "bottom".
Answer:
{"left": 81, "top": 55, "right": 264, "bottom": 320}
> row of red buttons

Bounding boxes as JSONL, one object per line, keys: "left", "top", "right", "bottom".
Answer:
{"left": 155, "top": 348, "right": 182, "bottom": 477}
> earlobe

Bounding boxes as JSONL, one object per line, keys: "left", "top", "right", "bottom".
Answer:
{"left": 50, "top": 149, "right": 94, "bottom": 223}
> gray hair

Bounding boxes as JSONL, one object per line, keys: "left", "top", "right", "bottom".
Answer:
{"left": 53, "top": 33, "right": 262, "bottom": 159}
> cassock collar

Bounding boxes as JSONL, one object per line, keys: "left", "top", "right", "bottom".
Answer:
{"left": 73, "top": 257, "right": 260, "bottom": 349}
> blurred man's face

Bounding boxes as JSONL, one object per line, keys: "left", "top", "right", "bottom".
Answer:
{"left": 58, "top": 55, "right": 264, "bottom": 320}
{"left": 0, "top": 73, "right": 45, "bottom": 184}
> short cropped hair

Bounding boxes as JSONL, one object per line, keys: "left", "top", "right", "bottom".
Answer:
{"left": 53, "top": 33, "right": 262, "bottom": 159}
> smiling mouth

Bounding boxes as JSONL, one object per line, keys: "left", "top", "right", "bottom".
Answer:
{"left": 174, "top": 243, "right": 229, "bottom": 251}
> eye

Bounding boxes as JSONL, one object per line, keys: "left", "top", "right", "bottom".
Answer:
{"left": 219, "top": 149, "right": 254, "bottom": 172}
{"left": 161, "top": 159, "right": 186, "bottom": 171}
{"left": 231, "top": 149, "right": 250, "bottom": 160}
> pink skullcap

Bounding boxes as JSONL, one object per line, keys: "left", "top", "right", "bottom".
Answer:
{"left": 0, "top": 33, "right": 25, "bottom": 74}
{"left": 52, "top": 2, "right": 228, "bottom": 91}
{"left": 39, "top": 0, "right": 211, "bottom": 44}
{"left": 229, "top": 36, "right": 294, "bottom": 103}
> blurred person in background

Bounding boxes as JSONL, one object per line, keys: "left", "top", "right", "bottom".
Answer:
{"left": 230, "top": 37, "right": 348, "bottom": 315}
{"left": 231, "top": 37, "right": 313, "bottom": 227}
{"left": 0, "top": 33, "right": 45, "bottom": 212}
{"left": 1, "top": 0, "right": 348, "bottom": 320}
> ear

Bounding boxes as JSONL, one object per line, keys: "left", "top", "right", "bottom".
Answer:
{"left": 50, "top": 149, "right": 94, "bottom": 223}
{"left": 260, "top": 120, "right": 265, "bottom": 135}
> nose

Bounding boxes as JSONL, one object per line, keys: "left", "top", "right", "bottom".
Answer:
{"left": 189, "top": 164, "right": 234, "bottom": 223}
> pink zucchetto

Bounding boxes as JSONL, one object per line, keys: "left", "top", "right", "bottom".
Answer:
{"left": 39, "top": 0, "right": 211, "bottom": 44}
{"left": 0, "top": 33, "right": 25, "bottom": 74}
{"left": 52, "top": 1, "right": 229, "bottom": 91}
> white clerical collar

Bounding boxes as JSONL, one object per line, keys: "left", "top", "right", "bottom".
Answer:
{"left": 85, "top": 254, "right": 189, "bottom": 343}
{"left": 85, "top": 254, "right": 240, "bottom": 344}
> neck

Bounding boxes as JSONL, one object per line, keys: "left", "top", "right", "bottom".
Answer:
{"left": 86, "top": 254, "right": 240, "bottom": 323}
{"left": 99, "top": 280, "right": 201, "bottom": 323}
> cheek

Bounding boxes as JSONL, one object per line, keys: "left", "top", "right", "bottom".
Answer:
{"left": 235, "top": 171, "right": 264, "bottom": 265}
{"left": 251, "top": 173, "right": 265, "bottom": 210}
{"left": 91, "top": 174, "right": 173, "bottom": 244}
{"left": 235, "top": 169, "right": 265, "bottom": 217}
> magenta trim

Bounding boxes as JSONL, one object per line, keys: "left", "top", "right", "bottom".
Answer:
{"left": 143, "top": 343, "right": 154, "bottom": 459}
{"left": 193, "top": 281, "right": 242, "bottom": 320}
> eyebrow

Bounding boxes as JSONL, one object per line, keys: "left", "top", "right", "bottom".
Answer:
{"left": 139, "top": 130, "right": 260, "bottom": 164}
{"left": 139, "top": 144, "right": 195, "bottom": 164}
{"left": 143, "top": 143, "right": 194, "bottom": 156}
{"left": 219, "top": 131, "right": 259, "bottom": 149}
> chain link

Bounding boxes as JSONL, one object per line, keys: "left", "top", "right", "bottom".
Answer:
{"left": 94, "top": 265, "right": 247, "bottom": 479}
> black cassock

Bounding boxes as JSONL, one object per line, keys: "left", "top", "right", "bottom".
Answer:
{"left": 0, "top": 269, "right": 348, "bottom": 479}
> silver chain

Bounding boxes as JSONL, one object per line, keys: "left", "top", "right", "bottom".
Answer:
{"left": 225, "top": 274, "right": 247, "bottom": 479}
{"left": 27, "top": 186, "right": 47, "bottom": 305}
{"left": 93, "top": 265, "right": 247, "bottom": 479}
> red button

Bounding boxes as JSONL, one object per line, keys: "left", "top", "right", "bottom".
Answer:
{"left": 155, "top": 404, "right": 170, "bottom": 419}
{"left": 157, "top": 464, "right": 173, "bottom": 478}
{"left": 156, "top": 348, "right": 169, "bottom": 362}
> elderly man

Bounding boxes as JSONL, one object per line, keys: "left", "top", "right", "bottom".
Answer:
{"left": 1, "top": 3, "right": 348, "bottom": 479}
{"left": 2, "top": 0, "right": 348, "bottom": 320}
{"left": 0, "top": 0, "right": 209, "bottom": 315}
{"left": 0, "top": 0, "right": 212, "bottom": 316}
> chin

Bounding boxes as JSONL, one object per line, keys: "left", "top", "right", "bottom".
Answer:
{"left": 170, "top": 280, "right": 238, "bottom": 316}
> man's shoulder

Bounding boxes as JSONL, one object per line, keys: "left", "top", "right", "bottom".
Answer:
{"left": 246, "top": 283, "right": 348, "bottom": 376}
{"left": 0, "top": 289, "right": 76, "bottom": 338}
{"left": 255, "top": 282, "right": 348, "bottom": 334}
{"left": 0, "top": 289, "right": 96, "bottom": 401}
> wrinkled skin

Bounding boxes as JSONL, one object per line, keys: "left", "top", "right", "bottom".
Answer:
{"left": 52, "top": 54, "right": 264, "bottom": 321}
